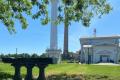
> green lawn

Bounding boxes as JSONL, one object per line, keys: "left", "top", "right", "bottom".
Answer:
{"left": 0, "top": 62, "right": 120, "bottom": 80}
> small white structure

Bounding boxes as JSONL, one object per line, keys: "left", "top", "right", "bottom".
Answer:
{"left": 80, "top": 36, "right": 120, "bottom": 64}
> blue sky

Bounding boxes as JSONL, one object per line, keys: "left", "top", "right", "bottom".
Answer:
{"left": 0, "top": 0, "right": 120, "bottom": 55}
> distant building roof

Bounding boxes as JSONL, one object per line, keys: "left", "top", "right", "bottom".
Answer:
{"left": 80, "top": 35, "right": 120, "bottom": 40}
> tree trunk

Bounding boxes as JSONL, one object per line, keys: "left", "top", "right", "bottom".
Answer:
{"left": 63, "top": 11, "right": 69, "bottom": 59}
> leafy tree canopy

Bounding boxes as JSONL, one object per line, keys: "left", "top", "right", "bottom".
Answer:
{"left": 58, "top": 0, "right": 112, "bottom": 26}
{"left": 0, "top": 0, "right": 49, "bottom": 33}
{"left": 0, "top": 0, "right": 112, "bottom": 33}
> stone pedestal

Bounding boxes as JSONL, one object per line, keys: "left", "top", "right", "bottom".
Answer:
{"left": 46, "top": 49, "right": 61, "bottom": 63}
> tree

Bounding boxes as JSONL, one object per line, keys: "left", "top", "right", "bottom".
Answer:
{"left": 40, "top": 53, "right": 47, "bottom": 58}
{"left": 0, "top": 0, "right": 112, "bottom": 58}
{"left": 31, "top": 53, "right": 39, "bottom": 58}
{"left": 0, "top": 0, "right": 111, "bottom": 33}
{"left": 58, "top": 0, "right": 111, "bottom": 25}
{"left": 57, "top": 0, "right": 112, "bottom": 59}
{"left": 0, "top": 0, "right": 49, "bottom": 33}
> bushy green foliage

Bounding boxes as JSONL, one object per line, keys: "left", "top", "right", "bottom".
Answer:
{"left": 0, "top": 0, "right": 112, "bottom": 33}
{"left": 0, "top": 53, "right": 40, "bottom": 58}
{"left": 58, "top": 0, "right": 112, "bottom": 26}
{"left": 0, "top": 0, "right": 49, "bottom": 33}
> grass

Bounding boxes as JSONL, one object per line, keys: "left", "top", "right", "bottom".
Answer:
{"left": 46, "top": 63, "right": 120, "bottom": 76}
{"left": 0, "top": 62, "right": 120, "bottom": 80}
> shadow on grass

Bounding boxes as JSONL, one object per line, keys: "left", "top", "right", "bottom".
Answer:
{"left": 0, "top": 73, "right": 120, "bottom": 80}
{"left": 0, "top": 72, "right": 13, "bottom": 79}
{"left": 46, "top": 74, "right": 85, "bottom": 80}
{"left": 46, "top": 74, "right": 120, "bottom": 80}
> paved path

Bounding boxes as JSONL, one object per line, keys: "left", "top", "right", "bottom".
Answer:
{"left": 93, "top": 63, "right": 120, "bottom": 66}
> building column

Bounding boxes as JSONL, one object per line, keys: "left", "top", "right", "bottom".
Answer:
{"left": 37, "top": 64, "right": 47, "bottom": 80}
{"left": 25, "top": 64, "right": 34, "bottom": 80}
{"left": 91, "top": 47, "right": 94, "bottom": 64}
{"left": 116, "top": 45, "right": 119, "bottom": 63}
{"left": 12, "top": 63, "right": 22, "bottom": 80}
{"left": 88, "top": 47, "right": 90, "bottom": 64}
{"left": 80, "top": 44, "right": 84, "bottom": 63}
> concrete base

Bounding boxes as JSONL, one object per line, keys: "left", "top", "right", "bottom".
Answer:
{"left": 46, "top": 49, "right": 61, "bottom": 64}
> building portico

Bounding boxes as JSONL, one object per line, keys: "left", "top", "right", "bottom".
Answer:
{"left": 80, "top": 36, "right": 120, "bottom": 64}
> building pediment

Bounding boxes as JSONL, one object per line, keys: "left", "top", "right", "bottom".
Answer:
{"left": 80, "top": 38, "right": 118, "bottom": 46}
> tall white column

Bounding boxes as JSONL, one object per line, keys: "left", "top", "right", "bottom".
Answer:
{"left": 46, "top": 0, "right": 61, "bottom": 64}
{"left": 50, "top": 0, "right": 58, "bottom": 50}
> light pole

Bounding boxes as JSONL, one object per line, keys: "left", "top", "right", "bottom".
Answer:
{"left": 16, "top": 48, "right": 18, "bottom": 58}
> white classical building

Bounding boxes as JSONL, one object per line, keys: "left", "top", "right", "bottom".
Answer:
{"left": 80, "top": 36, "right": 120, "bottom": 64}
